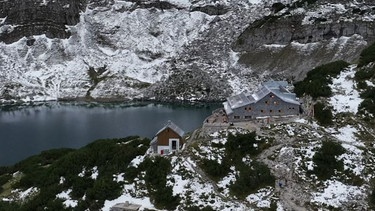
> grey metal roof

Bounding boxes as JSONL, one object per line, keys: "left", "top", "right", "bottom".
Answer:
{"left": 227, "top": 92, "right": 251, "bottom": 109}
{"left": 264, "top": 81, "right": 300, "bottom": 105}
{"left": 150, "top": 137, "right": 158, "bottom": 145}
{"left": 223, "top": 101, "right": 233, "bottom": 115}
{"left": 224, "top": 81, "right": 300, "bottom": 109}
{"left": 156, "top": 120, "right": 185, "bottom": 137}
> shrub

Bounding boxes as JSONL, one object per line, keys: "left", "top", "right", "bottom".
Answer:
{"left": 357, "top": 81, "right": 368, "bottom": 90}
{"left": 230, "top": 161, "right": 275, "bottom": 199}
{"left": 271, "top": 3, "right": 285, "bottom": 13}
{"left": 142, "top": 157, "right": 180, "bottom": 210}
{"left": 312, "top": 140, "right": 345, "bottom": 180}
{"left": 0, "top": 201, "right": 21, "bottom": 210}
{"left": 225, "top": 132, "right": 262, "bottom": 160}
{"left": 0, "top": 174, "right": 11, "bottom": 187}
{"left": 294, "top": 61, "right": 349, "bottom": 98}
{"left": 357, "top": 81, "right": 375, "bottom": 115}
{"left": 7, "top": 136, "right": 150, "bottom": 211}
{"left": 200, "top": 159, "right": 230, "bottom": 182}
{"left": 314, "top": 102, "right": 333, "bottom": 126}
{"left": 355, "top": 67, "right": 375, "bottom": 80}
{"left": 358, "top": 41, "right": 375, "bottom": 67}
{"left": 359, "top": 98, "right": 375, "bottom": 116}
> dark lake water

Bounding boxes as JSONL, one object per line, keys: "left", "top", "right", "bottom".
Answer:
{"left": 0, "top": 102, "right": 219, "bottom": 166}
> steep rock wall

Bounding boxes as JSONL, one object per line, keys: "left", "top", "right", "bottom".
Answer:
{"left": 232, "top": 1, "right": 375, "bottom": 79}
{"left": 0, "top": 0, "right": 87, "bottom": 44}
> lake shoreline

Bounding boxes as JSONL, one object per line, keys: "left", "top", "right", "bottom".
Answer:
{"left": 0, "top": 97, "right": 223, "bottom": 110}
{"left": 0, "top": 102, "right": 220, "bottom": 166}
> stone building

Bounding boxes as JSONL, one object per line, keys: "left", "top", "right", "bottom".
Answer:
{"left": 223, "top": 81, "right": 300, "bottom": 122}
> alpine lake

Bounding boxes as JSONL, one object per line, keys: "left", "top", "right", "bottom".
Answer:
{"left": 0, "top": 102, "right": 220, "bottom": 166}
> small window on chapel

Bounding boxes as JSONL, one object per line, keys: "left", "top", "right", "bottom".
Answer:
{"left": 261, "top": 110, "right": 264, "bottom": 113}
{"left": 279, "top": 110, "right": 282, "bottom": 113}
{"left": 265, "top": 101, "right": 268, "bottom": 104}
{"left": 270, "top": 110, "right": 273, "bottom": 113}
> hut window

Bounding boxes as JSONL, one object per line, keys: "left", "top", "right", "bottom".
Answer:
{"left": 245, "top": 116, "right": 251, "bottom": 119}
{"left": 245, "top": 107, "right": 247, "bottom": 110}
{"left": 248, "top": 107, "right": 252, "bottom": 111}
{"left": 270, "top": 94, "right": 274, "bottom": 98}
{"left": 265, "top": 101, "right": 268, "bottom": 104}
{"left": 234, "top": 116, "right": 240, "bottom": 119}
{"left": 279, "top": 110, "right": 282, "bottom": 113}
{"left": 261, "top": 109, "right": 264, "bottom": 113}
{"left": 270, "top": 110, "right": 273, "bottom": 113}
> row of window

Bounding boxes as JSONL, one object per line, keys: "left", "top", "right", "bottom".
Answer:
{"left": 264, "top": 101, "right": 279, "bottom": 105}
{"left": 233, "top": 107, "right": 297, "bottom": 119}
{"left": 243, "top": 107, "right": 295, "bottom": 113}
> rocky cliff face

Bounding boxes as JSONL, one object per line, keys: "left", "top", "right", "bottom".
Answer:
{"left": 232, "top": 0, "right": 375, "bottom": 79}
{"left": 0, "top": 0, "right": 86, "bottom": 44}
{"left": 0, "top": 0, "right": 375, "bottom": 103}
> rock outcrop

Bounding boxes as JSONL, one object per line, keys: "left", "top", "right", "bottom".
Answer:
{"left": 231, "top": 0, "right": 375, "bottom": 79}
{"left": 0, "top": 0, "right": 86, "bottom": 44}
{"left": 1, "top": 0, "right": 375, "bottom": 102}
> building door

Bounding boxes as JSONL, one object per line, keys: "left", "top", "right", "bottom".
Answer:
{"left": 172, "top": 140, "right": 177, "bottom": 150}
{"left": 169, "top": 139, "right": 179, "bottom": 151}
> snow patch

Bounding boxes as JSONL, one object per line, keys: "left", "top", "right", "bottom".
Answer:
{"left": 56, "top": 189, "right": 78, "bottom": 208}
{"left": 129, "top": 155, "right": 145, "bottom": 168}
{"left": 312, "top": 180, "right": 365, "bottom": 208}
{"left": 19, "top": 187, "right": 38, "bottom": 200}
{"left": 329, "top": 66, "right": 362, "bottom": 114}
{"left": 91, "top": 166, "right": 99, "bottom": 180}
{"left": 246, "top": 187, "right": 273, "bottom": 208}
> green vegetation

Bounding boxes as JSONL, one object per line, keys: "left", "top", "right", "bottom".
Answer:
{"left": 230, "top": 161, "right": 275, "bottom": 199}
{"left": 314, "top": 102, "right": 333, "bottom": 126}
{"left": 294, "top": 61, "right": 350, "bottom": 98}
{"left": 355, "top": 67, "right": 375, "bottom": 81}
{"left": 368, "top": 179, "right": 375, "bottom": 209}
{"left": 311, "top": 140, "right": 345, "bottom": 180}
{"left": 355, "top": 69, "right": 375, "bottom": 116}
{"left": 200, "top": 159, "right": 230, "bottom": 182}
{"left": 198, "top": 132, "right": 274, "bottom": 198}
{"left": 271, "top": 3, "right": 286, "bottom": 13}
{"left": 0, "top": 136, "right": 150, "bottom": 211}
{"left": 226, "top": 132, "right": 268, "bottom": 160}
{"left": 142, "top": 157, "right": 180, "bottom": 210}
{"left": 358, "top": 42, "right": 375, "bottom": 67}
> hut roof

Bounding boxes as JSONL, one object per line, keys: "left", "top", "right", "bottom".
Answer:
{"left": 156, "top": 120, "right": 185, "bottom": 137}
{"left": 224, "top": 81, "right": 299, "bottom": 110}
